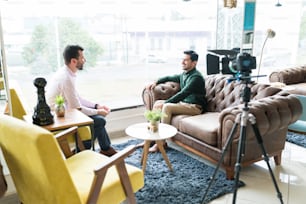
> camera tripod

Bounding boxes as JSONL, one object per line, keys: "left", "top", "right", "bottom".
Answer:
{"left": 201, "top": 79, "right": 284, "bottom": 204}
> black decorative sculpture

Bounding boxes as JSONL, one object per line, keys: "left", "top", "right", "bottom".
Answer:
{"left": 32, "top": 77, "right": 54, "bottom": 126}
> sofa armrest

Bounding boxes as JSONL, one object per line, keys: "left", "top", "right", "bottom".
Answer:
{"left": 218, "top": 94, "right": 302, "bottom": 148}
{"left": 217, "top": 94, "right": 302, "bottom": 167}
{"left": 142, "top": 82, "right": 180, "bottom": 110}
{"left": 269, "top": 65, "right": 306, "bottom": 85}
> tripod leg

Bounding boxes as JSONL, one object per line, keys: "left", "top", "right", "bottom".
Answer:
{"left": 249, "top": 114, "right": 284, "bottom": 204}
{"left": 201, "top": 114, "right": 240, "bottom": 204}
{"left": 232, "top": 122, "right": 247, "bottom": 204}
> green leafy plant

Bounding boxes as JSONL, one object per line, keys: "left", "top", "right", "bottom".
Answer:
{"left": 144, "top": 110, "right": 167, "bottom": 122}
{"left": 55, "top": 95, "right": 65, "bottom": 106}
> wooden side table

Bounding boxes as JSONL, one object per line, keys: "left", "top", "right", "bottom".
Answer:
{"left": 125, "top": 122, "right": 177, "bottom": 172}
{"left": 23, "top": 109, "right": 94, "bottom": 152}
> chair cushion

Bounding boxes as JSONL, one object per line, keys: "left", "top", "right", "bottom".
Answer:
{"left": 66, "top": 150, "right": 144, "bottom": 204}
{"left": 289, "top": 120, "right": 306, "bottom": 132}
{"left": 76, "top": 126, "right": 92, "bottom": 140}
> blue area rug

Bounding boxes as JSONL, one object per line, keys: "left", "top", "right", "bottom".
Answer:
{"left": 286, "top": 131, "right": 306, "bottom": 148}
{"left": 114, "top": 139, "right": 245, "bottom": 204}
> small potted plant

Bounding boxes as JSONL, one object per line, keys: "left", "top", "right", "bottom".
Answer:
{"left": 144, "top": 109, "right": 167, "bottom": 132}
{"left": 55, "top": 95, "right": 65, "bottom": 117}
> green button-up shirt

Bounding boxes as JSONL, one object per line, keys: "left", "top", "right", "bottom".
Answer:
{"left": 156, "top": 68, "right": 207, "bottom": 111}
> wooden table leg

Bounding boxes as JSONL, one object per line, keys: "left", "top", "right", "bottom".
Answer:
{"left": 89, "top": 124, "right": 95, "bottom": 151}
{"left": 156, "top": 140, "right": 173, "bottom": 171}
{"left": 141, "top": 140, "right": 151, "bottom": 172}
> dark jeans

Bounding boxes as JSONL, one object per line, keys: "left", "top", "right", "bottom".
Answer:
{"left": 83, "top": 114, "right": 111, "bottom": 151}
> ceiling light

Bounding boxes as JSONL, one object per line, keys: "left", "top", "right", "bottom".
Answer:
{"left": 224, "top": 0, "right": 237, "bottom": 8}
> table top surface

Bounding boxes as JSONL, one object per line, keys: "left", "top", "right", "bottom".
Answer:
{"left": 125, "top": 122, "right": 177, "bottom": 140}
{"left": 23, "top": 109, "right": 93, "bottom": 131}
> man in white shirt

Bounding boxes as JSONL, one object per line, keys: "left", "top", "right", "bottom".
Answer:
{"left": 46, "top": 45, "right": 117, "bottom": 156}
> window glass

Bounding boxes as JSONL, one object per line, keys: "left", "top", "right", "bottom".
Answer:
{"left": 1, "top": 0, "right": 216, "bottom": 110}
{"left": 1, "top": 0, "right": 306, "bottom": 110}
{"left": 216, "top": 0, "right": 306, "bottom": 83}
{"left": 253, "top": 0, "right": 306, "bottom": 82}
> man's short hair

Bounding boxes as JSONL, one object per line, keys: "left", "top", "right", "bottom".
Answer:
{"left": 63, "top": 45, "right": 84, "bottom": 65}
{"left": 184, "top": 50, "right": 198, "bottom": 62}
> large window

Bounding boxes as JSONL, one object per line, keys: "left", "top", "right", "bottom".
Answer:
{"left": 253, "top": 0, "right": 306, "bottom": 78}
{"left": 216, "top": 0, "right": 306, "bottom": 82}
{"left": 1, "top": 0, "right": 306, "bottom": 110}
{"left": 1, "top": 0, "right": 217, "bottom": 110}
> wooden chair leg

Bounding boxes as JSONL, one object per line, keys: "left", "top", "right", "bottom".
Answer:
{"left": 116, "top": 162, "right": 137, "bottom": 204}
{"left": 87, "top": 170, "right": 107, "bottom": 204}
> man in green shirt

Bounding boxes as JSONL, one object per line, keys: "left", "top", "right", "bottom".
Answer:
{"left": 146, "top": 50, "right": 207, "bottom": 152}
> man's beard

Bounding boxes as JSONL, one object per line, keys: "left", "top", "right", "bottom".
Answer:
{"left": 76, "top": 63, "right": 83, "bottom": 70}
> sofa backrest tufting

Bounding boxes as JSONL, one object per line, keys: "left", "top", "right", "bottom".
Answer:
{"left": 205, "top": 74, "right": 283, "bottom": 112}
{"left": 142, "top": 74, "right": 283, "bottom": 112}
{"left": 205, "top": 75, "right": 240, "bottom": 112}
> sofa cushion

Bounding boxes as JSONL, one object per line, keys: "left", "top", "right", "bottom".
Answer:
{"left": 177, "top": 112, "right": 220, "bottom": 146}
{"left": 282, "top": 83, "right": 306, "bottom": 95}
{"left": 171, "top": 114, "right": 190, "bottom": 129}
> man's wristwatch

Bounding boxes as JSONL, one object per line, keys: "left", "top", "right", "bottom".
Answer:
{"left": 94, "top": 104, "right": 98, "bottom": 109}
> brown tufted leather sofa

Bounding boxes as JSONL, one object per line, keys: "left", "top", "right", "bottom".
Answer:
{"left": 142, "top": 74, "right": 302, "bottom": 179}
{"left": 269, "top": 65, "right": 306, "bottom": 95}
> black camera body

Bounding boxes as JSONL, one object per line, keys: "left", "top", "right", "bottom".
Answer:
{"left": 231, "top": 52, "right": 256, "bottom": 73}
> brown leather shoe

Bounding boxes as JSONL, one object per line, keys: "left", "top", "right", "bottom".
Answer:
{"left": 100, "top": 147, "right": 117, "bottom": 157}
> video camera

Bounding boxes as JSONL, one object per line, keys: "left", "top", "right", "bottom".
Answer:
{"left": 206, "top": 49, "right": 256, "bottom": 76}
{"left": 229, "top": 52, "right": 256, "bottom": 74}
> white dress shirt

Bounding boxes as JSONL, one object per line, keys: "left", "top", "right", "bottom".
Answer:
{"left": 46, "top": 66, "right": 98, "bottom": 116}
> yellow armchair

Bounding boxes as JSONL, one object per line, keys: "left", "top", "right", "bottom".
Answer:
{"left": 0, "top": 114, "right": 144, "bottom": 204}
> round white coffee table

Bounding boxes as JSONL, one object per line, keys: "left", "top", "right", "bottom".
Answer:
{"left": 125, "top": 122, "right": 177, "bottom": 172}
